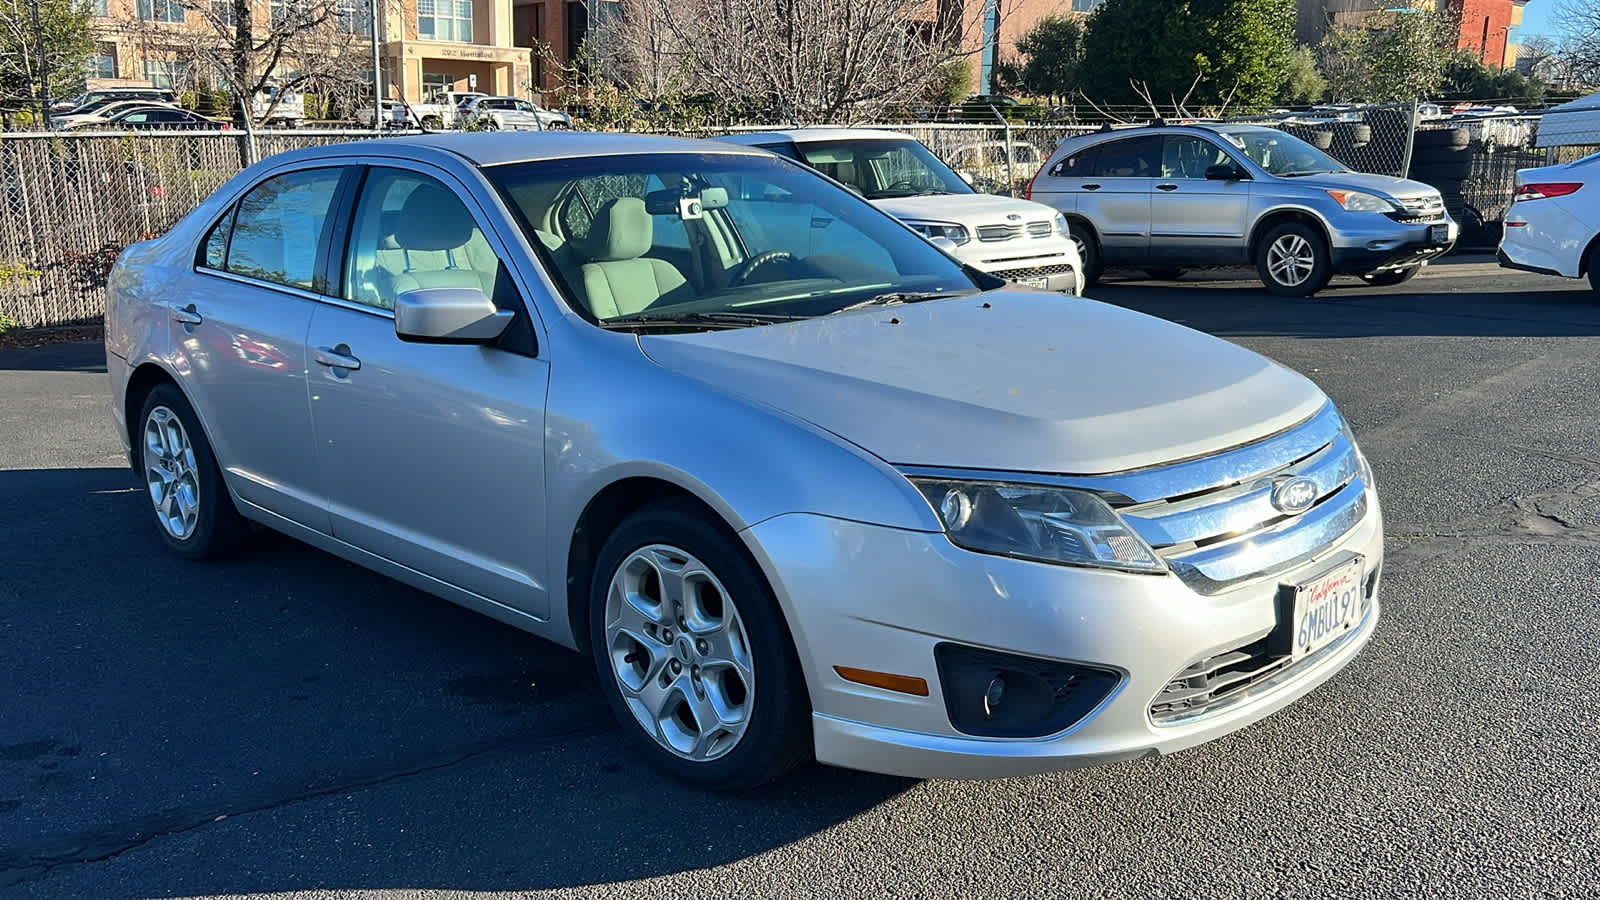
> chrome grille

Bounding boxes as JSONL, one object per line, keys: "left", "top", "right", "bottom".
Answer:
{"left": 976, "top": 223, "right": 1023, "bottom": 242}
{"left": 1025, "top": 220, "right": 1053, "bottom": 238}
{"left": 1394, "top": 194, "right": 1446, "bottom": 219}
{"left": 992, "top": 263, "right": 1074, "bottom": 282}
{"left": 1113, "top": 404, "right": 1365, "bottom": 595}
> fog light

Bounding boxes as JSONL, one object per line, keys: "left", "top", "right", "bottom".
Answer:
{"left": 935, "top": 643, "right": 1120, "bottom": 738}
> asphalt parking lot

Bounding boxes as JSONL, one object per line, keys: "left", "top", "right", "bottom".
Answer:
{"left": 3, "top": 256, "right": 1598, "bottom": 899}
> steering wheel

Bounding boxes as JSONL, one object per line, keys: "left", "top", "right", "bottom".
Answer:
{"left": 731, "top": 250, "right": 794, "bottom": 286}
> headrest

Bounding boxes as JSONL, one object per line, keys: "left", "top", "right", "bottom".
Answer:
{"left": 585, "top": 197, "right": 652, "bottom": 262}
{"left": 393, "top": 182, "right": 477, "bottom": 251}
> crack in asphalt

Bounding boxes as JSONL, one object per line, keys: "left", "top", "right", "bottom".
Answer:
{"left": 0, "top": 717, "right": 610, "bottom": 889}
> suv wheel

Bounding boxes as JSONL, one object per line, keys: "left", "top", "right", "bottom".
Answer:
{"left": 1257, "top": 223, "right": 1332, "bottom": 297}
{"left": 1360, "top": 266, "right": 1421, "bottom": 287}
{"left": 1068, "top": 221, "right": 1102, "bottom": 287}
{"left": 589, "top": 500, "right": 811, "bottom": 789}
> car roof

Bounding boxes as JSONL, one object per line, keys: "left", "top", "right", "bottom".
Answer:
{"left": 717, "top": 128, "right": 918, "bottom": 146}
{"left": 280, "top": 132, "right": 771, "bottom": 168}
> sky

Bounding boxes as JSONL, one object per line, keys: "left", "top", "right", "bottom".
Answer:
{"left": 1518, "top": 1, "right": 1560, "bottom": 42}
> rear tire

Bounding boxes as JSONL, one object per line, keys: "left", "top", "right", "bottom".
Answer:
{"left": 1068, "top": 220, "right": 1103, "bottom": 288}
{"left": 1588, "top": 244, "right": 1600, "bottom": 296}
{"left": 588, "top": 499, "right": 811, "bottom": 790}
{"left": 1360, "top": 266, "right": 1422, "bottom": 287}
{"left": 134, "top": 383, "right": 248, "bottom": 560}
{"left": 1256, "top": 223, "right": 1332, "bottom": 297}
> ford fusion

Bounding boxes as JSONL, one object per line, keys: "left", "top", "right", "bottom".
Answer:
{"left": 104, "top": 133, "right": 1382, "bottom": 788}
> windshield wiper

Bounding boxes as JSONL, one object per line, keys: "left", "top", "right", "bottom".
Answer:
{"left": 598, "top": 310, "right": 804, "bottom": 331}
{"left": 829, "top": 290, "right": 968, "bottom": 315}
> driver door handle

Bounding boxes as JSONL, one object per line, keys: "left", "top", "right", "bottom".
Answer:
{"left": 1156, "top": 183, "right": 1179, "bottom": 191}
{"left": 1080, "top": 183, "right": 1101, "bottom": 191}
{"left": 170, "top": 303, "right": 202, "bottom": 325}
{"left": 314, "top": 345, "right": 361, "bottom": 371}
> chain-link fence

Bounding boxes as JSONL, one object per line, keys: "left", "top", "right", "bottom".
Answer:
{"left": 2, "top": 109, "right": 1595, "bottom": 329}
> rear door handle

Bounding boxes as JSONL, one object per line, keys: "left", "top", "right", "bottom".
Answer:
{"left": 1156, "top": 183, "right": 1179, "bottom": 192}
{"left": 170, "top": 303, "right": 202, "bottom": 325}
{"left": 314, "top": 345, "right": 361, "bottom": 371}
{"left": 1081, "top": 183, "right": 1101, "bottom": 191}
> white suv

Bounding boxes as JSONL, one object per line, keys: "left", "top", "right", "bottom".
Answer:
{"left": 718, "top": 129, "right": 1083, "bottom": 294}
{"left": 1498, "top": 151, "right": 1600, "bottom": 294}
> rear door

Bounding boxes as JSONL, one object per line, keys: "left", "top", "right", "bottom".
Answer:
{"left": 1073, "top": 136, "right": 1159, "bottom": 264}
{"left": 1148, "top": 134, "right": 1253, "bottom": 265}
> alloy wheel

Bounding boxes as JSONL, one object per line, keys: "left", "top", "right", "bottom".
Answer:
{"left": 143, "top": 405, "right": 200, "bottom": 540}
{"left": 1266, "top": 234, "right": 1316, "bottom": 287}
{"left": 604, "top": 544, "right": 755, "bottom": 762}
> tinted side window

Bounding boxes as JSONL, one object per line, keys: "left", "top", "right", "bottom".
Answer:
{"left": 225, "top": 168, "right": 342, "bottom": 291}
{"left": 1050, "top": 143, "right": 1100, "bottom": 178}
{"left": 1161, "top": 136, "right": 1233, "bottom": 179}
{"left": 1094, "top": 136, "right": 1161, "bottom": 177}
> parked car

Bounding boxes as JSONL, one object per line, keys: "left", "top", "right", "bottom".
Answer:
{"left": 947, "top": 140, "right": 1045, "bottom": 193}
{"left": 51, "top": 87, "right": 178, "bottom": 116}
{"left": 105, "top": 132, "right": 1382, "bottom": 788}
{"left": 406, "top": 90, "right": 487, "bottom": 129}
{"left": 354, "top": 100, "right": 414, "bottom": 129}
{"left": 1028, "top": 124, "right": 1458, "bottom": 296}
{"left": 461, "top": 95, "right": 573, "bottom": 131}
{"left": 717, "top": 129, "right": 1082, "bottom": 294}
{"left": 1497, "top": 150, "right": 1600, "bottom": 294}
{"left": 53, "top": 99, "right": 180, "bottom": 130}
{"left": 100, "top": 106, "right": 230, "bottom": 131}
{"left": 251, "top": 83, "right": 305, "bottom": 127}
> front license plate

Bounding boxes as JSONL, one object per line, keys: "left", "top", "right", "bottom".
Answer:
{"left": 1017, "top": 276, "right": 1049, "bottom": 289}
{"left": 1430, "top": 223, "right": 1450, "bottom": 243}
{"left": 1289, "top": 557, "right": 1364, "bottom": 659}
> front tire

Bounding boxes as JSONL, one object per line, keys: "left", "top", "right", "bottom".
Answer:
{"left": 134, "top": 383, "right": 247, "bottom": 559}
{"left": 589, "top": 499, "right": 811, "bottom": 790}
{"left": 1256, "top": 223, "right": 1332, "bottom": 297}
{"left": 1360, "top": 266, "right": 1421, "bottom": 287}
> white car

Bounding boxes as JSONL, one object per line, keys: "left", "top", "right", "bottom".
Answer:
{"left": 1498, "top": 151, "right": 1600, "bottom": 294}
{"left": 462, "top": 96, "right": 573, "bottom": 131}
{"left": 53, "top": 99, "right": 177, "bottom": 130}
{"left": 718, "top": 129, "right": 1083, "bottom": 295}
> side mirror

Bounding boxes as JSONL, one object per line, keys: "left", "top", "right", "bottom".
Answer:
{"left": 1205, "top": 164, "right": 1249, "bottom": 182}
{"left": 395, "top": 287, "right": 514, "bottom": 344}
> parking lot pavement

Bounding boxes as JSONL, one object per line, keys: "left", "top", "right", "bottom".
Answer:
{"left": 3, "top": 262, "right": 1597, "bottom": 899}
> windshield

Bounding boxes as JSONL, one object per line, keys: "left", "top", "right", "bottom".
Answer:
{"left": 488, "top": 152, "right": 980, "bottom": 328}
{"left": 790, "top": 139, "right": 975, "bottom": 199}
{"left": 1219, "top": 130, "right": 1350, "bottom": 176}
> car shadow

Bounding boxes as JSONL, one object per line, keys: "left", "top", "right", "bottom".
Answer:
{"left": 0, "top": 466, "right": 915, "bottom": 896}
{"left": 0, "top": 340, "right": 106, "bottom": 373}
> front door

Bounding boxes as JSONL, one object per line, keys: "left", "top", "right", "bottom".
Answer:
{"left": 1148, "top": 135, "right": 1253, "bottom": 265}
{"left": 1068, "top": 135, "right": 1159, "bottom": 265}
{"left": 306, "top": 165, "right": 551, "bottom": 616}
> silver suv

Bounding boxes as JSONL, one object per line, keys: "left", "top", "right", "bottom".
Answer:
{"left": 1028, "top": 124, "right": 1458, "bottom": 296}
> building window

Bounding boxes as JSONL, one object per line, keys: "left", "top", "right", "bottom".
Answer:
{"left": 144, "top": 59, "right": 188, "bottom": 89}
{"left": 565, "top": 0, "right": 587, "bottom": 62}
{"left": 338, "top": 0, "right": 371, "bottom": 34}
{"left": 210, "top": 0, "right": 234, "bottom": 27}
{"left": 138, "top": 0, "right": 185, "bottom": 23}
{"left": 1071, "top": 0, "right": 1101, "bottom": 11}
{"left": 88, "top": 44, "right": 116, "bottom": 79}
{"left": 418, "top": 0, "right": 473, "bottom": 42}
{"left": 92, "top": 0, "right": 109, "bottom": 16}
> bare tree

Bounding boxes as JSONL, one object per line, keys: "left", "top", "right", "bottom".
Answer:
{"left": 110, "top": 0, "right": 370, "bottom": 125}
{"left": 636, "top": 0, "right": 986, "bottom": 124}
{"left": 1542, "top": 0, "right": 1600, "bottom": 87}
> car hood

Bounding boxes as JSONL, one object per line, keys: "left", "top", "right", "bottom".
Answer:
{"left": 1291, "top": 171, "right": 1439, "bottom": 201}
{"left": 638, "top": 291, "right": 1327, "bottom": 474}
{"left": 870, "top": 193, "right": 1055, "bottom": 226}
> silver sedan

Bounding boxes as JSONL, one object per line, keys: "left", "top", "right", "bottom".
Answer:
{"left": 105, "top": 134, "right": 1382, "bottom": 788}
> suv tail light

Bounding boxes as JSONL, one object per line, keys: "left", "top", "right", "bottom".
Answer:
{"left": 1514, "top": 182, "right": 1582, "bottom": 201}
{"left": 1023, "top": 162, "right": 1046, "bottom": 200}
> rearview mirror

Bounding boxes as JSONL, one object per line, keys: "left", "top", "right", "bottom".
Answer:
{"left": 1205, "top": 164, "right": 1249, "bottom": 182}
{"left": 395, "top": 287, "right": 514, "bottom": 344}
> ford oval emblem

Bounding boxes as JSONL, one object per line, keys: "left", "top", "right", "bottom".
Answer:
{"left": 1006, "top": 213, "right": 1022, "bottom": 221}
{"left": 1271, "top": 477, "right": 1319, "bottom": 515}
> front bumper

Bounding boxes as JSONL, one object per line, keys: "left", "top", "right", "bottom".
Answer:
{"left": 743, "top": 488, "right": 1383, "bottom": 780}
{"left": 958, "top": 234, "right": 1082, "bottom": 295}
{"left": 1329, "top": 217, "right": 1457, "bottom": 274}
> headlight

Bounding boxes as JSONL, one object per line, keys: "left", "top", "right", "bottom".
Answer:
{"left": 1326, "top": 189, "right": 1396, "bottom": 213}
{"left": 906, "top": 222, "right": 971, "bottom": 246}
{"left": 910, "top": 478, "right": 1165, "bottom": 574}
{"left": 1339, "top": 420, "right": 1376, "bottom": 490}
{"left": 1053, "top": 212, "right": 1070, "bottom": 237}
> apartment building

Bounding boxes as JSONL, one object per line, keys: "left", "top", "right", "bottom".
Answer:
{"left": 85, "top": 0, "right": 532, "bottom": 106}
{"left": 966, "top": 0, "right": 1101, "bottom": 94}
{"left": 1295, "top": 0, "right": 1533, "bottom": 69}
